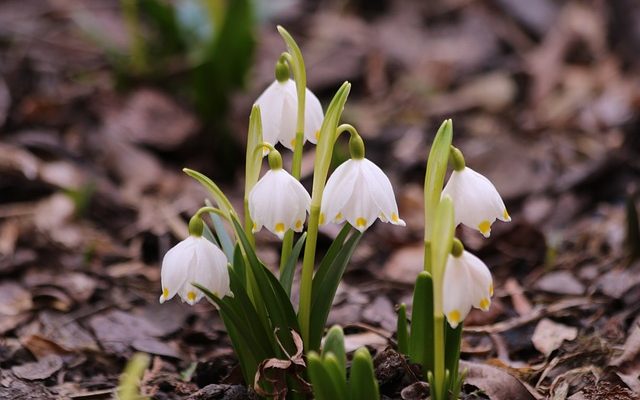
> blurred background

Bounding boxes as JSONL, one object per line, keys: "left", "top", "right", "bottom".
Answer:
{"left": 1, "top": 0, "right": 639, "bottom": 398}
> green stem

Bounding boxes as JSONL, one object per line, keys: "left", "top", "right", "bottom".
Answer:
{"left": 243, "top": 200, "right": 254, "bottom": 246}
{"left": 297, "top": 82, "right": 351, "bottom": 349}
{"left": 298, "top": 203, "right": 320, "bottom": 346}
{"left": 433, "top": 314, "right": 446, "bottom": 400}
{"left": 277, "top": 40, "right": 306, "bottom": 275}
{"left": 244, "top": 106, "right": 264, "bottom": 247}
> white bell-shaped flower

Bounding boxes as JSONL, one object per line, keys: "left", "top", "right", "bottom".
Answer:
{"left": 442, "top": 250, "right": 493, "bottom": 329}
{"left": 320, "top": 158, "right": 405, "bottom": 232}
{"left": 254, "top": 79, "right": 324, "bottom": 150}
{"left": 159, "top": 236, "right": 231, "bottom": 305}
{"left": 442, "top": 167, "right": 510, "bottom": 238}
{"left": 249, "top": 168, "right": 311, "bottom": 239}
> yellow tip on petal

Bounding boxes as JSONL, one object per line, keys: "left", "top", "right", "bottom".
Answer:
{"left": 478, "top": 220, "right": 491, "bottom": 237}
{"left": 448, "top": 310, "right": 461, "bottom": 325}
{"left": 489, "top": 283, "right": 494, "bottom": 296}
{"left": 356, "top": 217, "right": 367, "bottom": 228}
{"left": 290, "top": 138, "right": 296, "bottom": 148}
{"left": 319, "top": 213, "right": 326, "bottom": 225}
{"left": 503, "top": 209, "right": 511, "bottom": 221}
{"left": 334, "top": 212, "right": 343, "bottom": 221}
{"left": 162, "top": 287, "right": 169, "bottom": 298}
{"left": 391, "top": 212, "right": 400, "bottom": 223}
{"left": 479, "top": 298, "right": 490, "bottom": 310}
{"left": 295, "top": 220, "right": 303, "bottom": 229}
{"left": 187, "top": 291, "right": 196, "bottom": 302}
{"left": 275, "top": 222, "right": 285, "bottom": 233}
{"left": 315, "top": 130, "right": 320, "bottom": 140}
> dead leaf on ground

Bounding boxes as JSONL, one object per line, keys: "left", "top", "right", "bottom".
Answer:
{"left": 532, "top": 318, "right": 578, "bottom": 357}
{"left": 19, "top": 311, "right": 99, "bottom": 354}
{"left": 103, "top": 89, "right": 199, "bottom": 150}
{"left": 88, "top": 309, "right": 168, "bottom": 355}
{"left": 461, "top": 360, "right": 537, "bottom": 400}
{"left": 0, "top": 281, "right": 32, "bottom": 316}
{"left": 11, "top": 354, "right": 63, "bottom": 380}
{"left": 382, "top": 243, "right": 423, "bottom": 284}
{"left": 535, "top": 271, "right": 585, "bottom": 296}
{"left": 597, "top": 269, "right": 640, "bottom": 299}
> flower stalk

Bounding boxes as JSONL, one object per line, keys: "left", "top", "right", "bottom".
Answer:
{"left": 299, "top": 82, "right": 351, "bottom": 349}
{"left": 276, "top": 26, "right": 308, "bottom": 274}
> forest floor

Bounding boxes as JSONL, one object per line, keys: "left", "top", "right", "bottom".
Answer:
{"left": 1, "top": 0, "right": 640, "bottom": 399}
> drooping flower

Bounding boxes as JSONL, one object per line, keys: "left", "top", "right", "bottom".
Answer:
{"left": 159, "top": 236, "right": 231, "bottom": 305}
{"left": 249, "top": 168, "right": 311, "bottom": 239}
{"left": 254, "top": 79, "right": 324, "bottom": 150}
{"left": 441, "top": 167, "right": 510, "bottom": 238}
{"left": 320, "top": 158, "right": 405, "bottom": 232}
{"left": 442, "top": 250, "right": 493, "bottom": 329}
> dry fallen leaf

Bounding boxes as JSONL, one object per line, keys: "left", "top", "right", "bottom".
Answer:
{"left": 0, "top": 281, "right": 32, "bottom": 316}
{"left": 103, "top": 89, "right": 199, "bottom": 150}
{"left": 11, "top": 354, "right": 63, "bottom": 380}
{"left": 535, "top": 271, "right": 585, "bottom": 296}
{"left": 382, "top": 244, "right": 423, "bottom": 284}
{"left": 531, "top": 318, "right": 578, "bottom": 356}
{"left": 461, "top": 360, "right": 537, "bottom": 400}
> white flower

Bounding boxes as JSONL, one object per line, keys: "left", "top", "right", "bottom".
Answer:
{"left": 254, "top": 79, "right": 324, "bottom": 150}
{"left": 443, "top": 250, "right": 493, "bottom": 329}
{"left": 159, "top": 236, "right": 231, "bottom": 305}
{"left": 320, "top": 158, "right": 405, "bottom": 232}
{"left": 249, "top": 168, "right": 311, "bottom": 239}
{"left": 442, "top": 167, "right": 510, "bottom": 238}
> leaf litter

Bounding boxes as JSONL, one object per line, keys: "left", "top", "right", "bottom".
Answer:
{"left": 1, "top": 0, "right": 640, "bottom": 398}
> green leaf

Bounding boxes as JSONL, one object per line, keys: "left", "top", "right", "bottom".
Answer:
{"left": 308, "top": 352, "right": 342, "bottom": 400}
{"left": 220, "top": 310, "right": 260, "bottom": 384}
{"left": 202, "top": 223, "right": 222, "bottom": 248}
{"left": 322, "top": 326, "right": 346, "bottom": 378}
{"left": 408, "top": 271, "right": 434, "bottom": 372}
{"left": 193, "top": 283, "right": 271, "bottom": 358}
{"left": 445, "top": 322, "right": 463, "bottom": 394}
{"left": 424, "top": 119, "right": 453, "bottom": 244}
{"left": 226, "top": 265, "right": 276, "bottom": 352}
{"left": 231, "top": 217, "right": 300, "bottom": 353}
{"left": 309, "top": 231, "right": 362, "bottom": 350}
{"left": 348, "top": 348, "right": 379, "bottom": 400}
{"left": 208, "top": 206, "right": 235, "bottom": 260}
{"left": 396, "top": 303, "right": 409, "bottom": 356}
{"left": 431, "top": 197, "right": 455, "bottom": 280}
{"left": 280, "top": 233, "right": 307, "bottom": 297}
{"left": 312, "top": 224, "right": 351, "bottom": 291}
{"left": 190, "top": 0, "right": 254, "bottom": 122}
{"left": 231, "top": 244, "right": 246, "bottom": 287}
{"left": 323, "top": 353, "right": 348, "bottom": 399}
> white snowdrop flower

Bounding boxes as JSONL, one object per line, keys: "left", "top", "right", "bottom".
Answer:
{"left": 320, "top": 158, "right": 405, "bottom": 232}
{"left": 159, "top": 236, "right": 231, "bottom": 305}
{"left": 254, "top": 79, "right": 324, "bottom": 150}
{"left": 442, "top": 166, "right": 510, "bottom": 238}
{"left": 249, "top": 167, "right": 311, "bottom": 239}
{"left": 443, "top": 250, "right": 493, "bottom": 329}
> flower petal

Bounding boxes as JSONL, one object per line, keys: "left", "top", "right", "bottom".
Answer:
{"left": 320, "top": 159, "right": 358, "bottom": 225}
{"left": 443, "top": 255, "right": 473, "bottom": 328}
{"left": 304, "top": 87, "right": 324, "bottom": 144}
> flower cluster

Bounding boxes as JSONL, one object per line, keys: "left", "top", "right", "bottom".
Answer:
{"left": 440, "top": 147, "right": 510, "bottom": 328}
{"left": 158, "top": 51, "right": 405, "bottom": 306}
